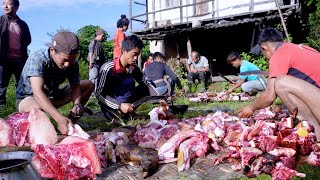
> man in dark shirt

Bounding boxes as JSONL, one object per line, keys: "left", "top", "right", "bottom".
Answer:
{"left": 143, "top": 52, "right": 184, "bottom": 96}
{"left": 96, "top": 35, "right": 149, "bottom": 120}
{"left": 88, "top": 28, "right": 106, "bottom": 95}
{"left": 0, "top": 0, "right": 31, "bottom": 107}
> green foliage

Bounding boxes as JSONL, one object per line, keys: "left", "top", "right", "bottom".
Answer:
{"left": 241, "top": 52, "right": 269, "bottom": 71}
{"left": 306, "top": 0, "right": 320, "bottom": 51}
{"left": 141, "top": 40, "right": 150, "bottom": 60}
{"left": 0, "top": 78, "right": 16, "bottom": 118}
{"left": 174, "top": 64, "right": 189, "bottom": 90}
{"left": 78, "top": 59, "right": 89, "bottom": 80}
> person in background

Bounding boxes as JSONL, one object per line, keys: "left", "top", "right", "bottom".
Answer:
{"left": 143, "top": 52, "right": 184, "bottom": 96}
{"left": 113, "top": 14, "right": 129, "bottom": 59}
{"left": 238, "top": 28, "right": 320, "bottom": 140}
{"left": 0, "top": 0, "right": 31, "bottom": 107}
{"left": 96, "top": 35, "right": 149, "bottom": 120}
{"left": 226, "top": 52, "right": 266, "bottom": 95}
{"left": 142, "top": 53, "right": 153, "bottom": 72}
{"left": 88, "top": 28, "right": 106, "bottom": 96}
{"left": 186, "top": 51, "right": 210, "bottom": 92}
{"left": 16, "top": 32, "right": 94, "bottom": 135}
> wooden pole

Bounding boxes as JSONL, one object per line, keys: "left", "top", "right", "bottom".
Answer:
{"left": 187, "top": 36, "right": 192, "bottom": 60}
{"left": 275, "top": 0, "right": 290, "bottom": 42}
{"left": 129, "top": 0, "right": 132, "bottom": 32}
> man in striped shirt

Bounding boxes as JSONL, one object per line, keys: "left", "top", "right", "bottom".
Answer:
{"left": 96, "top": 35, "right": 149, "bottom": 120}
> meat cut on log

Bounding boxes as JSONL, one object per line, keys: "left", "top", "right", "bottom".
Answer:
{"left": 32, "top": 136, "right": 102, "bottom": 180}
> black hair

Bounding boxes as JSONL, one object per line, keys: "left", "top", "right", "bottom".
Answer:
{"left": 12, "top": 0, "right": 19, "bottom": 7}
{"left": 152, "top": 52, "right": 165, "bottom": 61}
{"left": 147, "top": 53, "right": 153, "bottom": 58}
{"left": 117, "top": 14, "right": 130, "bottom": 28}
{"left": 226, "top": 52, "right": 241, "bottom": 64}
{"left": 258, "top": 28, "right": 284, "bottom": 45}
{"left": 121, "top": 35, "right": 143, "bottom": 52}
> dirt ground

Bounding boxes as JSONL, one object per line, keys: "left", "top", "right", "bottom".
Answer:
{"left": 97, "top": 151, "right": 245, "bottom": 180}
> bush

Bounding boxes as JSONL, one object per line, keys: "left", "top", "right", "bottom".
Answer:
{"left": 241, "top": 52, "right": 268, "bottom": 71}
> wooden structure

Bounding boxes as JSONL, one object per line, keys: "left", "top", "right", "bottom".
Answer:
{"left": 129, "top": 0, "right": 302, "bottom": 75}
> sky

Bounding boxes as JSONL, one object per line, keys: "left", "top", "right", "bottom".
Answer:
{"left": 15, "top": 0, "right": 146, "bottom": 54}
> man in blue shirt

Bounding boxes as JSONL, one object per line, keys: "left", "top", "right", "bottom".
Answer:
{"left": 16, "top": 31, "right": 94, "bottom": 135}
{"left": 226, "top": 52, "right": 266, "bottom": 95}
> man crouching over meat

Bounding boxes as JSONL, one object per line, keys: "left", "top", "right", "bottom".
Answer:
{"left": 96, "top": 35, "right": 149, "bottom": 121}
{"left": 238, "top": 28, "right": 320, "bottom": 140}
{"left": 16, "top": 31, "right": 94, "bottom": 135}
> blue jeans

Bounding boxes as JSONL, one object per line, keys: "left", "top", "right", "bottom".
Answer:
{"left": 0, "top": 58, "right": 26, "bottom": 105}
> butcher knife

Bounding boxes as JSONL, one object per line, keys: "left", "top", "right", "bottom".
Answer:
{"left": 132, "top": 95, "right": 167, "bottom": 109}
{"left": 218, "top": 72, "right": 234, "bottom": 84}
{"left": 238, "top": 70, "right": 269, "bottom": 76}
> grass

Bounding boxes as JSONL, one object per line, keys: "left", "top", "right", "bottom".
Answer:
{"left": 2, "top": 78, "right": 320, "bottom": 179}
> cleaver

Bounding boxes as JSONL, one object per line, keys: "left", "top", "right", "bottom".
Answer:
{"left": 132, "top": 95, "right": 166, "bottom": 109}
{"left": 218, "top": 72, "right": 234, "bottom": 84}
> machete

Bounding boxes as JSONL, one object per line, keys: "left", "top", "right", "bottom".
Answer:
{"left": 218, "top": 72, "right": 234, "bottom": 84}
{"left": 132, "top": 95, "right": 166, "bottom": 109}
{"left": 238, "top": 70, "right": 269, "bottom": 76}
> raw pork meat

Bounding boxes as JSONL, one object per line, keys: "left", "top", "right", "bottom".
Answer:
{"left": 32, "top": 136, "right": 102, "bottom": 180}
{"left": 307, "top": 152, "right": 320, "bottom": 166}
{"left": 6, "top": 112, "right": 30, "bottom": 146}
{"left": 0, "top": 119, "right": 10, "bottom": 146}
{"left": 271, "top": 166, "right": 306, "bottom": 180}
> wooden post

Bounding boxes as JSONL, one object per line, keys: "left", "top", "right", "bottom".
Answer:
{"left": 216, "top": 0, "right": 219, "bottom": 17}
{"left": 275, "top": 0, "right": 290, "bottom": 42}
{"left": 187, "top": 36, "right": 192, "bottom": 60}
{"left": 129, "top": 0, "right": 132, "bottom": 32}
{"left": 180, "top": 0, "right": 183, "bottom": 23}
{"left": 249, "top": 0, "right": 254, "bottom": 12}
{"left": 152, "top": 0, "right": 155, "bottom": 27}
{"left": 146, "top": 0, "right": 148, "bottom": 28}
{"left": 176, "top": 40, "right": 180, "bottom": 60}
{"left": 212, "top": 0, "right": 215, "bottom": 18}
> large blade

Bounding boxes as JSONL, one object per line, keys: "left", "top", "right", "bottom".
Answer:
{"left": 238, "top": 70, "right": 269, "bottom": 76}
{"left": 132, "top": 96, "right": 166, "bottom": 109}
{"left": 218, "top": 72, "right": 234, "bottom": 84}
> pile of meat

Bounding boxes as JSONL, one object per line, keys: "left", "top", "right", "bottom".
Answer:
{"left": 32, "top": 136, "right": 102, "bottom": 180}
{"left": 0, "top": 109, "right": 58, "bottom": 147}
{"left": 188, "top": 92, "right": 251, "bottom": 102}
{"left": 134, "top": 106, "right": 320, "bottom": 179}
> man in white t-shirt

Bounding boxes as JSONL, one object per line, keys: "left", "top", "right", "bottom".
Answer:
{"left": 186, "top": 51, "right": 209, "bottom": 92}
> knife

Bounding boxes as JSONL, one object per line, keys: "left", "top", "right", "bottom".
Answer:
{"left": 132, "top": 95, "right": 167, "bottom": 109}
{"left": 218, "top": 72, "right": 234, "bottom": 84}
{"left": 238, "top": 70, "right": 269, "bottom": 76}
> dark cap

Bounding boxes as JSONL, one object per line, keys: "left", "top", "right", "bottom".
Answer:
{"left": 96, "top": 28, "right": 105, "bottom": 36}
{"left": 47, "top": 31, "right": 79, "bottom": 55}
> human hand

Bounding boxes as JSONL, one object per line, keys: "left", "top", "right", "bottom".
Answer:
{"left": 238, "top": 105, "right": 255, "bottom": 118}
{"left": 71, "top": 104, "right": 84, "bottom": 117}
{"left": 120, "top": 103, "right": 134, "bottom": 113}
{"left": 226, "top": 89, "right": 233, "bottom": 94}
{"left": 56, "top": 116, "right": 73, "bottom": 135}
{"left": 192, "top": 69, "right": 198, "bottom": 73}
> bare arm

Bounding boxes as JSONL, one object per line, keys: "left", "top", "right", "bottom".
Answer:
{"left": 196, "top": 66, "right": 209, "bottom": 72}
{"left": 238, "top": 78, "right": 277, "bottom": 117}
{"left": 227, "top": 79, "right": 245, "bottom": 93}
{"left": 30, "top": 77, "right": 72, "bottom": 134}
{"left": 71, "top": 84, "right": 81, "bottom": 105}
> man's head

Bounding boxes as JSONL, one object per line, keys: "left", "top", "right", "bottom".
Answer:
{"left": 191, "top": 51, "right": 200, "bottom": 63}
{"left": 226, "top": 52, "right": 242, "bottom": 68}
{"left": 48, "top": 31, "right": 80, "bottom": 69}
{"left": 121, "top": 35, "right": 143, "bottom": 66}
{"left": 3, "top": 0, "right": 19, "bottom": 16}
{"left": 147, "top": 53, "right": 153, "bottom": 62}
{"left": 117, "top": 14, "right": 130, "bottom": 32}
{"left": 258, "top": 28, "right": 284, "bottom": 60}
{"left": 95, "top": 28, "right": 106, "bottom": 41}
{"left": 153, "top": 52, "right": 165, "bottom": 62}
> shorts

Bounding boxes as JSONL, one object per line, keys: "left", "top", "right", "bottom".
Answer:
{"left": 16, "top": 84, "right": 72, "bottom": 112}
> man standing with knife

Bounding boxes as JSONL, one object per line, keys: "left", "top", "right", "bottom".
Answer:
{"left": 226, "top": 52, "right": 266, "bottom": 95}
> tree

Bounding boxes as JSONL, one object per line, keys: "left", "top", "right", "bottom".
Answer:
{"left": 306, "top": 0, "right": 320, "bottom": 51}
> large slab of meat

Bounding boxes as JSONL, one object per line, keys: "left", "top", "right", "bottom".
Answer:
{"left": 188, "top": 92, "right": 252, "bottom": 102}
{"left": 0, "top": 109, "right": 58, "bottom": 147}
{"left": 32, "top": 136, "right": 102, "bottom": 180}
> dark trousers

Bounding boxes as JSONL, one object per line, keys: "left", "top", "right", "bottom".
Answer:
{"left": 0, "top": 58, "right": 25, "bottom": 105}
{"left": 187, "top": 71, "right": 208, "bottom": 83}
{"left": 100, "top": 83, "right": 149, "bottom": 120}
